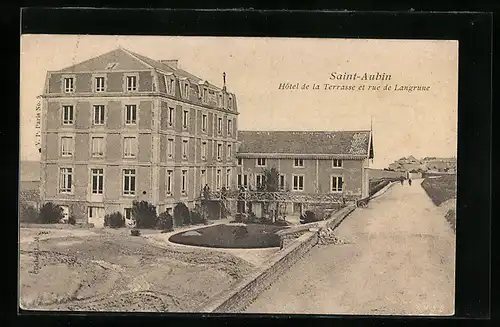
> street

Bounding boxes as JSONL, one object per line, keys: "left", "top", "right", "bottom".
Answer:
{"left": 245, "top": 179, "right": 456, "bottom": 315}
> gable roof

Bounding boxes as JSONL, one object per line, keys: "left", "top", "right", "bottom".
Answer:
{"left": 237, "top": 130, "right": 373, "bottom": 158}
{"left": 57, "top": 47, "right": 223, "bottom": 91}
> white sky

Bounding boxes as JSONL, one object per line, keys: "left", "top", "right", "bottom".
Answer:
{"left": 20, "top": 35, "right": 458, "bottom": 168}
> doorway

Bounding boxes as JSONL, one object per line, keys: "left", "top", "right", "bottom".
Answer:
{"left": 88, "top": 206, "right": 105, "bottom": 227}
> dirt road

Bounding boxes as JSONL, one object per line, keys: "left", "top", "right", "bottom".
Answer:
{"left": 245, "top": 179, "right": 456, "bottom": 315}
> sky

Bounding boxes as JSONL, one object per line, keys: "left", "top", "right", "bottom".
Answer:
{"left": 20, "top": 35, "right": 458, "bottom": 168}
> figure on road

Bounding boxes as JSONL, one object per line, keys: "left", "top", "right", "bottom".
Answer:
{"left": 408, "top": 178, "right": 412, "bottom": 186}
{"left": 400, "top": 176, "right": 404, "bottom": 185}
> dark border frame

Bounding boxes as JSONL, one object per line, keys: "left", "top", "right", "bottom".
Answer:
{"left": 14, "top": 8, "right": 492, "bottom": 326}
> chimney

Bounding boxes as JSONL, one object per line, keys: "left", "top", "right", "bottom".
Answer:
{"left": 160, "top": 60, "right": 179, "bottom": 69}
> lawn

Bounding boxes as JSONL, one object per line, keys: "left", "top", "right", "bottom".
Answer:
{"left": 19, "top": 227, "right": 255, "bottom": 312}
{"left": 421, "top": 175, "right": 457, "bottom": 206}
{"left": 169, "top": 224, "right": 287, "bottom": 249}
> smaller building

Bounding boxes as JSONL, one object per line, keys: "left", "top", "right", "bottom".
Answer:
{"left": 235, "top": 130, "right": 374, "bottom": 217}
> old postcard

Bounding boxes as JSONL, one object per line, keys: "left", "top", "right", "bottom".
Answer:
{"left": 19, "top": 35, "right": 457, "bottom": 315}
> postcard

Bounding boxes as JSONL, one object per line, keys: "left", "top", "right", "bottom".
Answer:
{"left": 19, "top": 35, "right": 457, "bottom": 315}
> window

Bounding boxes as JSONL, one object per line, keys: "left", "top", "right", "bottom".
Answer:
{"left": 95, "top": 76, "right": 105, "bottom": 92}
{"left": 279, "top": 174, "right": 286, "bottom": 190}
{"left": 332, "top": 159, "right": 343, "bottom": 168}
{"left": 167, "top": 139, "right": 174, "bottom": 158}
{"left": 227, "top": 119, "right": 233, "bottom": 136}
{"left": 63, "top": 77, "right": 74, "bottom": 93}
{"left": 292, "top": 175, "right": 304, "bottom": 191}
{"left": 200, "top": 170, "right": 207, "bottom": 189}
{"left": 227, "top": 144, "right": 232, "bottom": 158}
{"left": 93, "top": 105, "right": 105, "bottom": 125}
{"left": 61, "top": 137, "right": 74, "bottom": 157}
{"left": 216, "top": 169, "right": 221, "bottom": 190}
{"left": 183, "top": 83, "right": 189, "bottom": 99}
{"left": 203, "top": 88, "right": 208, "bottom": 103}
{"left": 126, "top": 75, "right": 137, "bottom": 92}
{"left": 182, "top": 110, "right": 189, "bottom": 129}
{"left": 331, "top": 176, "right": 343, "bottom": 192}
{"left": 237, "top": 174, "right": 248, "bottom": 188}
{"left": 62, "top": 105, "right": 74, "bottom": 125}
{"left": 182, "top": 140, "right": 188, "bottom": 159}
{"left": 91, "top": 137, "right": 104, "bottom": 157}
{"left": 218, "top": 117, "right": 223, "bottom": 134}
{"left": 218, "top": 94, "right": 223, "bottom": 108}
{"left": 181, "top": 170, "right": 187, "bottom": 194}
{"left": 125, "top": 105, "right": 137, "bottom": 125}
{"left": 59, "top": 167, "right": 73, "bottom": 193}
{"left": 256, "top": 158, "right": 266, "bottom": 167}
{"left": 294, "top": 158, "right": 304, "bottom": 168}
{"left": 166, "top": 170, "right": 173, "bottom": 195}
{"left": 124, "top": 208, "right": 132, "bottom": 220}
{"left": 123, "top": 137, "right": 137, "bottom": 158}
{"left": 123, "top": 169, "right": 136, "bottom": 196}
{"left": 201, "top": 142, "right": 207, "bottom": 160}
{"left": 202, "top": 114, "right": 207, "bottom": 132}
{"left": 91, "top": 169, "right": 104, "bottom": 194}
{"left": 165, "top": 76, "right": 175, "bottom": 95}
{"left": 106, "top": 62, "right": 118, "bottom": 70}
{"left": 237, "top": 158, "right": 242, "bottom": 166}
{"left": 226, "top": 169, "right": 232, "bottom": 188}
{"left": 228, "top": 97, "right": 233, "bottom": 110}
{"left": 168, "top": 107, "right": 175, "bottom": 127}
{"left": 255, "top": 174, "right": 265, "bottom": 189}
{"left": 217, "top": 143, "right": 222, "bottom": 161}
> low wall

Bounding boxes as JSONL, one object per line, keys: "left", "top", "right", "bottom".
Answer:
{"left": 199, "top": 204, "right": 357, "bottom": 313}
{"left": 367, "top": 168, "right": 405, "bottom": 180}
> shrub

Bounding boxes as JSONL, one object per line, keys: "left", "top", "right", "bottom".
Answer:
{"left": 68, "top": 216, "right": 76, "bottom": 225}
{"left": 173, "top": 203, "right": 190, "bottom": 226}
{"left": 300, "top": 210, "right": 319, "bottom": 224}
{"left": 104, "top": 212, "right": 125, "bottom": 228}
{"left": 234, "top": 213, "right": 243, "bottom": 222}
{"left": 157, "top": 211, "right": 174, "bottom": 232}
{"left": 132, "top": 201, "right": 157, "bottom": 229}
{"left": 19, "top": 204, "right": 39, "bottom": 223}
{"left": 38, "top": 202, "right": 63, "bottom": 224}
{"left": 190, "top": 209, "right": 206, "bottom": 225}
{"left": 131, "top": 229, "right": 141, "bottom": 236}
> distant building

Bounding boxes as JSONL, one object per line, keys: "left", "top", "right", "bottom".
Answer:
{"left": 39, "top": 48, "right": 238, "bottom": 226}
{"left": 236, "top": 130, "right": 374, "bottom": 215}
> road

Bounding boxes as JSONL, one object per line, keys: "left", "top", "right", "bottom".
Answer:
{"left": 245, "top": 179, "right": 456, "bottom": 315}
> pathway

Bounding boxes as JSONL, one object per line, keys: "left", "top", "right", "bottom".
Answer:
{"left": 245, "top": 179, "right": 456, "bottom": 315}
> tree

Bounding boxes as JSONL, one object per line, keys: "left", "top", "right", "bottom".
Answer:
{"left": 259, "top": 167, "right": 284, "bottom": 222}
{"left": 132, "top": 201, "right": 157, "bottom": 229}
{"left": 38, "top": 202, "right": 63, "bottom": 224}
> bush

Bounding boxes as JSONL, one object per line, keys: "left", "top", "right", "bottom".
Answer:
{"left": 173, "top": 203, "right": 190, "bottom": 226}
{"left": 104, "top": 212, "right": 125, "bottom": 228}
{"left": 68, "top": 216, "right": 76, "bottom": 225}
{"left": 19, "top": 204, "right": 39, "bottom": 223}
{"left": 157, "top": 211, "right": 174, "bottom": 231}
{"left": 190, "top": 209, "right": 206, "bottom": 225}
{"left": 38, "top": 202, "right": 63, "bottom": 224}
{"left": 300, "top": 210, "right": 319, "bottom": 224}
{"left": 132, "top": 201, "right": 157, "bottom": 229}
{"left": 234, "top": 213, "right": 243, "bottom": 222}
{"left": 131, "top": 229, "right": 141, "bottom": 236}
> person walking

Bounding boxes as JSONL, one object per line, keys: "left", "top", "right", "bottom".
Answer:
{"left": 400, "top": 176, "right": 404, "bottom": 185}
{"left": 408, "top": 178, "right": 412, "bottom": 186}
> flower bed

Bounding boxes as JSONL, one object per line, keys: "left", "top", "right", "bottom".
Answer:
{"left": 169, "top": 224, "right": 287, "bottom": 249}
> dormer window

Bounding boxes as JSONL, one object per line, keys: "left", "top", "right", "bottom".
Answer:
{"left": 218, "top": 94, "right": 223, "bottom": 108}
{"left": 165, "top": 76, "right": 175, "bottom": 95}
{"left": 228, "top": 96, "right": 233, "bottom": 110}
{"left": 63, "top": 77, "right": 74, "bottom": 93}
{"left": 182, "top": 83, "right": 189, "bottom": 99}
{"left": 203, "top": 87, "right": 208, "bottom": 103}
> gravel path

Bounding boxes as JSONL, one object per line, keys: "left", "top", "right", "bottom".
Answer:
{"left": 245, "top": 179, "right": 456, "bottom": 315}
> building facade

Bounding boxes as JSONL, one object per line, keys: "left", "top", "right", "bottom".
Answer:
{"left": 39, "top": 48, "right": 239, "bottom": 226}
{"left": 235, "top": 131, "right": 374, "bottom": 215}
